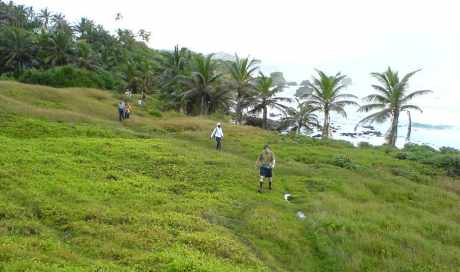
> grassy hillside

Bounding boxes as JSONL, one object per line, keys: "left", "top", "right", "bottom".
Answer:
{"left": 1, "top": 81, "right": 460, "bottom": 272}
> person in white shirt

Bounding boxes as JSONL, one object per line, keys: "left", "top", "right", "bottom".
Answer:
{"left": 210, "top": 122, "right": 224, "bottom": 151}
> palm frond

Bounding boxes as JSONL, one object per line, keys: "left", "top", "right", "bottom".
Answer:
{"left": 358, "top": 103, "right": 386, "bottom": 113}
{"left": 400, "top": 104, "right": 423, "bottom": 113}
{"left": 362, "top": 94, "right": 390, "bottom": 103}
{"left": 401, "top": 89, "right": 432, "bottom": 103}
{"left": 355, "top": 109, "right": 392, "bottom": 130}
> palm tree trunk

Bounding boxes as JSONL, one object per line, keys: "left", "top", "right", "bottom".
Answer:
{"left": 322, "top": 108, "right": 330, "bottom": 139}
{"left": 236, "top": 87, "right": 245, "bottom": 124}
{"left": 236, "top": 100, "right": 242, "bottom": 124}
{"left": 388, "top": 111, "right": 400, "bottom": 146}
{"left": 406, "top": 111, "right": 412, "bottom": 141}
{"left": 200, "top": 95, "right": 205, "bottom": 115}
{"left": 262, "top": 106, "right": 267, "bottom": 129}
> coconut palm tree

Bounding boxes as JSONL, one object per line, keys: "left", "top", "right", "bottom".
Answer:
{"left": 250, "top": 73, "right": 292, "bottom": 129}
{"left": 43, "top": 30, "right": 74, "bottom": 66}
{"left": 279, "top": 99, "right": 320, "bottom": 134}
{"left": 228, "top": 55, "right": 259, "bottom": 124}
{"left": 0, "top": 27, "right": 35, "bottom": 74}
{"left": 38, "top": 8, "right": 52, "bottom": 30}
{"left": 208, "top": 83, "right": 234, "bottom": 114}
{"left": 158, "top": 45, "right": 191, "bottom": 112}
{"left": 356, "top": 67, "right": 432, "bottom": 146}
{"left": 303, "top": 70, "right": 358, "bottom": 138}
{"left": 182, "top": 54, "right": 221, "bottom": 115}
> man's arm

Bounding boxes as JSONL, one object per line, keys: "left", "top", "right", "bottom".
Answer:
{"left": 210, "top": 128, "right": 216, "bottom": 139}
{"left": 272, "top": 154, "right": 276, "bottom": 168}
{"left": 255, "top": 154, "right": 261, "bottom": 168}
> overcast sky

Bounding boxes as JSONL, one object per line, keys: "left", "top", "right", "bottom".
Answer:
{"left": 16, "top": 0, "right": 460, "bottom": 125}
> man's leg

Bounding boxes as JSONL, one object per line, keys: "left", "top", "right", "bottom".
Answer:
{"left": 268, "top": 177, "right": 272, "bottom": 190}
{"left": 216, "top": 138, "right": 222, "bottom": 150}
{"left": 258, "top": 176, "right": 264, "bottom": 192}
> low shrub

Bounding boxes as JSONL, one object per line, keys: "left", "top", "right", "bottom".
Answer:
{"left": 19, "top": 66, "right": 124, "bottom": 90}
{"left": 332, "top": 155, "right": 356, "bottom": 170}
{"left": 440, "top": 146, "right": 460, "bottom": 154}
{"left": 396, "top": 143, "right": 460, "bottom": 176}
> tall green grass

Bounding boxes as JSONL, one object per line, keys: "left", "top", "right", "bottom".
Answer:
{"left": 0, "top": 81, "right": 460, "bottom": 271}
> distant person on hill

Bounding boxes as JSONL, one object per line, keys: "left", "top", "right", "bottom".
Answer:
{"left": 125, "top": 103, "right": 132, "bottom": 119}
{"left": 256, "top": 144, "right": 276, "bottom": 193}
{"left": 210, "top": 122, "right": 224, "bottom": 151}
{"left": 118, "top": 99, "right": 126, "bottom": 121}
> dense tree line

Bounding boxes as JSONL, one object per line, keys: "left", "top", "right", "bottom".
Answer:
{"left": 0, "top": 1, "right": 433, "bottom": 146}
{"left": 0, "top": 1, "right": 291, "bottom": 118}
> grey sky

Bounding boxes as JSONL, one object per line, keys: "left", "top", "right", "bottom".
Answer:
{"left": 16, "top": 0, "right": 460, "bottom": 125}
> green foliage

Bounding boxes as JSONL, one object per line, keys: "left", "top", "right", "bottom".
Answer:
{"left": 0, "top": 1, "right": 160, "bottom": 94}
{"left": 18, "top": 66, "right": 123, "bottom": 90}
{"left": 396, "top": 144, "right": 460, "bottom": 176}
{"left": 356, "top": 68, "right": 432, "bottom": 146}
{"left": 0, "top": 81, "right": 460, "bottom": 271}
{"left": 332, "top": 155, "right": 356, "bottom": 170}
{"left": 299, "top": 70, "right": 358, "bottom": 138}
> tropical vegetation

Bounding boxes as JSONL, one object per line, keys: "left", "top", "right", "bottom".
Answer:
{"left": 356, "top": 68, "right": 432, "bottom": 146}
{"left": 279, "top": 99, "right": 320, "bottom": 134}
{"left": 250, "top": 73, "right": 291, "bottom": 129}
{"left": 0, "top": 0, "right": 434, "bottom": 141}
{"left": 298, "top": 70, "right": 358, "bottom": 138}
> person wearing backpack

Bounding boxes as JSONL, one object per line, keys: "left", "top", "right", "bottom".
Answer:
{"left": 255, "top": 144, "right": 276, "bottom": 193}
{"left": 210, "top": 122, "right": 224, "bottom": 151}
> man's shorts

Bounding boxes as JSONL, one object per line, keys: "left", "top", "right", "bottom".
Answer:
{"left": 260, "top": 166, "right": 272, "bottom": 178}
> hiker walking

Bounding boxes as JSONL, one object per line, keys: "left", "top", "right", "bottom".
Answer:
{"left": 256, "top": 144, "right": 276, "bottom": 193}
{"left": 118, "top": 99, "right": 126, "bottom": 121}
{"left": 210, "top": 122, "right": 224, "bottom": 150}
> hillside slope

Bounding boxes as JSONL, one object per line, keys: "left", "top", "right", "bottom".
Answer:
{"left": 0, "top": 81, "right": 460, "bottom": 272}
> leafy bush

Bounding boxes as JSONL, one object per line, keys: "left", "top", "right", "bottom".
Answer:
{"left": 395, "top": 152, "right": 408, "bottom": 160}
{"left": 0, "top": 73, "right": 15, "bottom": 80}
{"left": 19, "top": 66, "right": 124, "bottom": 90}
{"left": 436, "top": 156, "right": 460, "bottom": 176}
{"left": 149, "top": 108, "right": 162, "bottom": 117}
{"left": 440, "top": 146, "right": 460, "bottom": 154}
{"left": 332, "top": 155, "right": 356, "bottom": 170}
{"left": 396, "top": 143, "right": 460, "bottom": 176}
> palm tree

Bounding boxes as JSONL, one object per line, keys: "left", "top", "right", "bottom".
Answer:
{"left": 182, "top": 54, "right": 221, "bottom": 115}
{"left": 208, "top": 84, "right": 234, "bottom": 114}
{"left": 250, "top": 73, "right": 292, "bottom": 129}
{"left": 279, "top": 99, "right": 320, "bottom": 134}
{"left": 74, "top": 18, "right": 95, "bottom": 38}
{"left": 75, "top": 39, "right": 99, "bottom": 70}
{"left": 303, "top": 70, "right": 358, "bottom": 138}
{"left": 0, "top": 27, "right": 35, "bottom": 74}
{"left": 356, "top": 68, "right": 432, "bottom": 146}
{"left": 159, "top": 45, "right": 191, "bottom": 112}
{"left": 43, "top": 30, "right": 74, "bottom": 66}
{"left": 38, "top": 8, "right": 52, "bottom": 30}
{"left": 228, "top": 55, "right": 259, "bottom": 124}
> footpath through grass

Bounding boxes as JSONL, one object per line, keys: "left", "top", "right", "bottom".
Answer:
{"left": 1, "top": 81, "right": 460, "bottom": 272}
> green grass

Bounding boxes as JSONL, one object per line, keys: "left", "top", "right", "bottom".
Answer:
{"left": 1, "top": 81, "right": 460, "bottom": 271}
